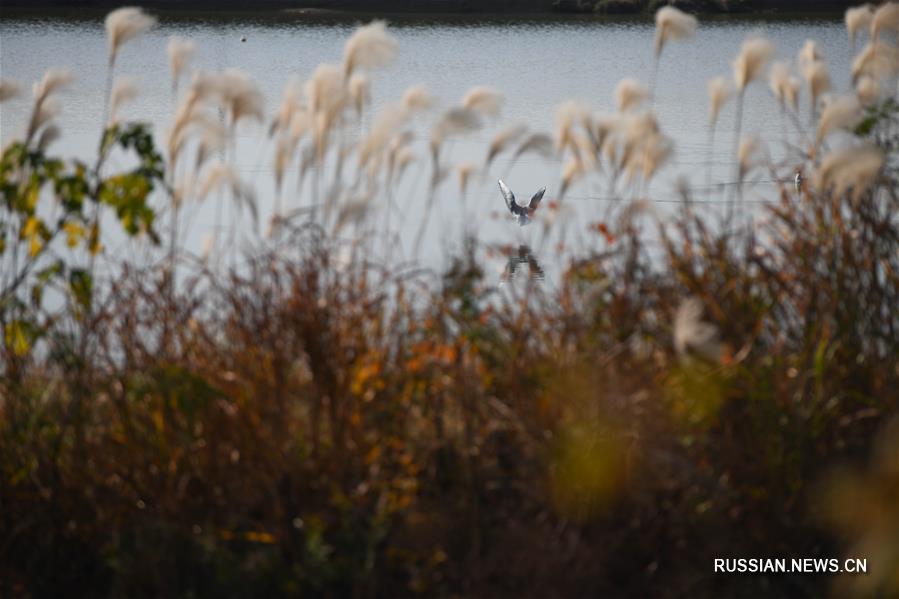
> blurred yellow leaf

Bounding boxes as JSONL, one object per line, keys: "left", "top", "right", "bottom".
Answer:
{"left": 63, "top": 221, "right": 85, "bottom": 248}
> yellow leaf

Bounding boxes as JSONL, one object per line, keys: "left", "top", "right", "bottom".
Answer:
{"left": 4, "top": 321, "right": 31, "bottom": 357}
{"left": 88, "top": 222, "right": 102, "bottom": 255}
{"left": 63, "top": 222, "right": 84, "bottom": 248}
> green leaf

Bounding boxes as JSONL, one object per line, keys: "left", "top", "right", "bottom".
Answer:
{"left": 69, "top": 268, "right": 93, "bottom": 312}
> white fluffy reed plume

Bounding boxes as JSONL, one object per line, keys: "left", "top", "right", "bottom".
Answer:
{"left": 343, "top": 21, "right": 398, "bottom": 76}
{"left": 431, "top": 107, "right": 481, "bottom": 162}
{"left": 392, "top": 146, "right": 416, "bottom": 184}
{"left": 270, "top": 77, "right": 303, "bottom": 135}
{"left": 27, "top": 68, "right": 73, "bottom": 141}
{"left": 555, "top": 100, "right": 589, "bottom": 152}
{"left": 457, "top": 162, "right": 477, "bottom": 194}
{"left": 359, "top": 104, "right": 408, "bottom": 169}
{"left": 615, "top": 78, "right": 649, "bottom": 112}
{"left": 845, "top": 5, "right": 874, "bottom": 49}
{"left": 105, "top": 7, "right": 156, "bottom": 67}
{"left": 871, "top": 1, "right": 899, "bottom": 39}
{"left": 737, "top": 136, "right": 762, "bottom": 181}
{"left": 512, "top": 132, "right": 555, "bottom": 164}
{"left": 707, "top": 76, "right": 731, "bottom": 128}
{"left": 167, "top": 36, "right": 195, "bottom": 94}
{"left": 559, "top": 157, "right": 584, "bottom": 199}
{"left": 305, "top": 63, "right": 346, "bottom": 117}
{"left": 402, "top": 84, "right": 433, "bottom": 112}
{"left": 109, "top": 76, "right": 138, "bottom": 125}
{"left": 803, "top": 60, "right": 831, "bottom": 115}
{"left": 0, "top": 80, "right": 21, "bottom": 102}
{"left": 769, "top": 62, "right": 800, "bottom": 111}
{"left": 485, "top": 123, "right": 527, "bottom": 168}
{"left": 856, "top": 75, "right": 881, "bottom": 105}
{"left": 36, "top": 124, "right": 61, "bottom": 152}
{"left": 198, "top": 162, "right": 256, "bottom": 218}
{"left": 220, "top": 69, "right": 264, "bottom": 126}
{"left": 732, "top": 37, "right": 774, "bottom": 91}
{"left": 654, "top": 6, "right": 697, "bottom": 58}
{"left": 674, "top": 297, "right": 720, "bottom": 362}
{"left": 627, "top": 132, "right": 673, "bottom": 184}
{"left": 816, "top": 95, "right": 862, "bottom": 145}
{"left": 798, "top": 39, "right": 823, "bottom": 68}
{"left": 851, "top": 41, "right": 899, "bottom": 81}
{"left": 349, "top": 74, "right": 370, "bottom": 117}
{"left": 461, "top": 86, "right": 504, "bottom": 118}
{"left": 815, "top": 143, "right": 884, "bottom": 202}
{"left": 33, "top": 68, "right": 74, "bottom": 105}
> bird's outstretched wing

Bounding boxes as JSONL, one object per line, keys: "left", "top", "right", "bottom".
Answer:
{"left": 498, "top": 179, "right": 515, "bottom": 213}
{"left": 527, "top": 187, "right": 546, "bottom": 214}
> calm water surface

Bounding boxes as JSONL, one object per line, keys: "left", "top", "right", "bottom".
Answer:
{"left": 1, "top": 13, "right": 851, "bottom": 279}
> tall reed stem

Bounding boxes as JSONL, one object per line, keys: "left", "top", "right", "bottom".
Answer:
{"left": 727, "top": 91, "right": 745, "bottom": 226}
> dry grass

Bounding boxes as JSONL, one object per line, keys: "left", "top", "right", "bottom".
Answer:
{"left": 2, "top": 4, "right": 899, "bottom": 597}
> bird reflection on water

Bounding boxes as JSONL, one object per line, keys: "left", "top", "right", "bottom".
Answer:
{"left": 500, "top": 245, "right": 544, "bottom": 283}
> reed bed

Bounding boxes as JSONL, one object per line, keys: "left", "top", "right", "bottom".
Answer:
{"left": 2, "top": 3, "right": 899, "bottom": 597}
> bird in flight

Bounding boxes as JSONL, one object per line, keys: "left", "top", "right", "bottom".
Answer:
{"left": 498, "top": 179, "right": 545, "bottom": 226}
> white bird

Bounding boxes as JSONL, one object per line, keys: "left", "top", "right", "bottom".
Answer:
{"left": 498, "top": 179, "right": 545, "bottom": 226}
{"left": 794, "top": 171, "right": 803, "bottom": 192}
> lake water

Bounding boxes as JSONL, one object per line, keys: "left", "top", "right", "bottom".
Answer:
{"left": 0, "top": 11, "right": 853, "bottom": 281}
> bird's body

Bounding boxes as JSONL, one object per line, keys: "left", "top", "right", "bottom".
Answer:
{"left": 794, "top": 171, "right": 803, "bottom": 191}
{"left": 498, "top": 179, "right": 546, "bottom": 226}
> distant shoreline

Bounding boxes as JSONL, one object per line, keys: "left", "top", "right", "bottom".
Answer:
{"left": 0, "top": 0, "right": 858, "bottom": 18}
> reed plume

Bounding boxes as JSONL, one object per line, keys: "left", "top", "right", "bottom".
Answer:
{"left": 402, "top": 84, "right": 434, "bottom": 112}
{"left": 651, "top": 6, "right": 697, "bottom": 98}
{"left": 707, "top": 76, "right": 731, "bottom": 129}
{"left": 511, "top": 132, "right": 554, "bottom": 165}
{"left": 430, "top": 107, "right": 481, "bottom": 161}
{"left": 673, "top": 297, "right": 720, "bottom": 362}
{"left": 615, "top": 78, "right": 649, "bottom": 112}
{"left": 845, "top": 5, "right": 874, "bottom": 50}
{"left": 359, "top": 104, "right": 407, "bottom": 169}
{"left": 333, "top": 199, "right": 371, "bottom": 235}
{"left": 654, "top": 6, "right": 697, "bottom": 59}
{"left": 856, "top": 75, "right": 881, "bottom": 105}
{"left": 816, "top": 95, "right": 862, "bottom": 145}
{"left": 559, "top": 157, "right": 584, "bottom": 199}
{"left": 733, "top": 37, "right": 774, "bottom": 92}
{"left": 32, "top": 68, "right": 73, "bottom": 105}
{"left": 803, "top": 60, "right": 831, "bottom": 117}
{"left": 871, "top": 1, "right": 899, "bottom": 39}
{"left": 485, "top": 123, "right": 527, "bottom": 168}
{"left": 343, "top": 21, "right": 398, "bottom": 76}
{"left": 737, "top": 136, "right": 762, "bottom": 181}
{"left": 798, "top": 39, "right": 822, "bottom": 69}
{"left": 270, "top": 77, "right": 303, "bottom": 136}
{"left": 36, "top": 124, "right": 60, "bottom": 152}
{"left": 851, "top": 41, "right": 899, "bottom": 81}
{"left": 349, "top": 74, "right": 370, "bottom": 117}
{"left": 105, "top": 7, "right": 156, "bottom": 68}
{"left": 457, "top": 162, "right": 477, "bottom": 194}
{"left": 555, "top": 100, "right": 589, "bottom": 152}
{"left": 109, "top": 77, "right": 138, "bottom": 125}
{"left": 198, "top": 162, "right": 256, "bottom": 220}
{"left": 220, "top": 69, "right": 264, "bottom": 126}
{"left": 0, "top": 80, "right": 21, "bottom": 102}
{"left": 167, "top": 36, "right": 195, "bottom": 96}
{"left": 462, "top": 86, "right": 504, "bottom": 118}
{"left": 815, "top": 143, "right": 884, "bottom": 203}
{"left": 627, "top": 132, "right": 673, "bottom": 184}
{"left": 26, "top": 68, "right": 72, "bottom": 142}
{"left": 730, "top": 37, "right": 772, "bottom": 210}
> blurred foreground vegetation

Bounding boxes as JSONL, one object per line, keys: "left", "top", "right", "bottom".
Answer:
{"left": 3, "top": 4, "right": 899, "bottom": 597}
